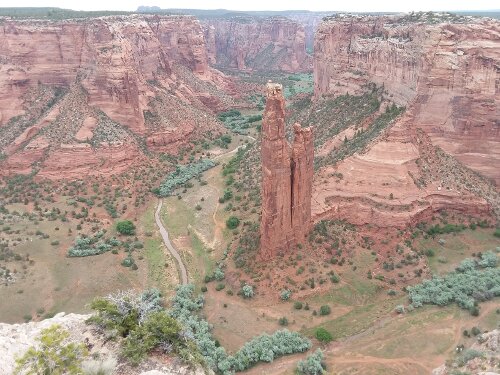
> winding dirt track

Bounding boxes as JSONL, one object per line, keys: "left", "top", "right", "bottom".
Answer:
{"left": 155, "top": 199, "right": 188, "bottom": 285}
{"left": 154, "top": 135, "right": 255, "bottom": 286}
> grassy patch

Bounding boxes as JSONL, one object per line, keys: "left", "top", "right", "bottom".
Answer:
{"left": 303, "top": 300, "right": 397, "bottom": 340}
{"left": 190, "top": 232, "right": 214, "bottom": 286}
{"left": 162, "top": 198, "right": 194, "bottom": 238}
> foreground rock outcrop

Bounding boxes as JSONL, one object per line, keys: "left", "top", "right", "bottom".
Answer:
{"left": 203, "top": 17, "right": 312, "bottom": 72}
{"left": 0, "top": 312, "right": 208, "bottom": 375}
{"left": 0, "top": 14, "right": 235, "bottom": 179}
{"left": 314, "top": 13, "right": 500, "bottom": 184}
{"left": 260, "top": 83, "right": 313, "bottom": 259}
{"left": 432, "top": 329, "right": 499, "bottom": 375}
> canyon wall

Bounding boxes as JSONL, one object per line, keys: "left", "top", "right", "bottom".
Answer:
{"left": 260, "top": 83, "right": 313, "bottom": 259}
{"left": 0, "top": 15, "right": 234, "bottom": 179}
{"left": 314, "top": 14, "right": 500, "bottom": 184}
{"left": 202, "top": 17, "right": 312, "bottom": 72}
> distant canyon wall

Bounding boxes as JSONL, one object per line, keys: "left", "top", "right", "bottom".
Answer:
{"left": 314, "top": 14, "right": 500, "bottom": 184}
{"left": 0, "top": 15, "right": 233, "bottom": 179}
{"left": 202, "top": 16, "right": 312, "bottom": 72}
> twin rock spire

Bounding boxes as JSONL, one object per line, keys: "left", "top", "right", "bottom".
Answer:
{"left": 260, "top": 82, "right": 314, "bottom": 259}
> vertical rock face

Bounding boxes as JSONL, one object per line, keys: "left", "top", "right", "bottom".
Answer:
{"left": 260, "top": 83, "right": 294, "bottom": 259}
{"left": 202, "top": 17, "right": 312, "bottom": 72}
{"left": 291, "top": 123, "right": 314, "bottom": 244}
{"left": 260, "top": 83, "right": 313, "bottom": 259}
{"left": 314, "top": 14, "right": 500, "bottom": 183}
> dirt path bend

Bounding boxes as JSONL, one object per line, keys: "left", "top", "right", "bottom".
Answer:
{"left": 155, "top": 199, "right": 188, "bottom": 285}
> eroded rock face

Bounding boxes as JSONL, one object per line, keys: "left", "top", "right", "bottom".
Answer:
{"left": 202, "top": 17, "right": 312, "bottom": 72}
{"left": 0, "top": 15, "right": 233, "bottom": 179}
{"left": 260, "top": 83, "right": 313, "bottom": 259}
{"left": 314, "top": 14, "right": 500, "bottom": 184}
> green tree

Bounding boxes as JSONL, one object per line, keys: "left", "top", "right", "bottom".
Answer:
{"left": 116, "top": 220, "right": 135, "bottom": 235}
{"left": 15, "top": 325, "right": 87, "bottom": 375}
{"left": 315, "top": 327, "right": 333, "bottom": 343}
{"left": 226, "top": 216, "right": 240, "bottom": 229}
{"left": 319, "top": 305, "right": 331, "bottom": 316}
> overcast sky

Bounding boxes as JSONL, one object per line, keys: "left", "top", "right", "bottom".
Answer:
{"left": 1, "top": 0, "right": 498, "bottom": 12}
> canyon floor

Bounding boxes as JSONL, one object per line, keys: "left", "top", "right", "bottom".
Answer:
{"left": 0, "top": 70, "right": 499, "bottom": 374}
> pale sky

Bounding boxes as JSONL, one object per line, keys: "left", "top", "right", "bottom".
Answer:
{"left": 0, "top": 0, "right": 498, "bottom": 13}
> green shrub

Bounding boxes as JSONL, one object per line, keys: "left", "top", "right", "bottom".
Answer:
{"left": 319, "top": 305, "right": 331, "bottom": 316}
{"left": 241, "top": 284, "right": 254, "bottom": 298}
{"left": 280, "top": 289, "right": 291, "bottom": 301}
{"left": 121, "top": 256, "right": 135, "bottom": 267}
{"left": 116, "top": 220, "right": 135, "bottom": 235}
{"left": 315, "top": 328, "right": 333, "bottom": 343}
{"left": 226, "top": 216, "right": 240, "bottom": 229}
{"left": 215, "top": 283, "right": 225, "bottom": 291}
{"left": 294, "top": 302, "right": 303, "bottom": 310}
{"left": 296, "top": 348, "right": 325, "bottom": 375}
{"left": 494, "top": 228, "right": 500, "bottom": 238}
{"left": 278, "top": 317, "right": 288, "bottom": 326}
{"left": 122, "top": 311, "right": 182, "bottom": 365}
{"left": 471, "top": 326, "right": 481, "bottom": 336}
{"left": 14, "top": 325, "right": 87, "bottom": 375}
{"left": 214, "top": 267, "right": 225, "bottom": 281}
{"left": 330, "top": 274, "right": 340, "bottom": 283}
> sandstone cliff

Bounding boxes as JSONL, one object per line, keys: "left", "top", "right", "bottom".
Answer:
{"left": 202, "top": 16, "right": 312, "bottom": 72}
{"left": 0, "top": 15, "right": 235, "bottom": 179}
{"left": 260, "top": 83, "right": 313, "bottom": 259}
{"left": 314, "top": 14, "right": 500, "bottom": 184}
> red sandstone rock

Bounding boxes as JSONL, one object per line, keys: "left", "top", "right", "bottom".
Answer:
{"left": 0, "top": 15, "right": 234, "bottom": 179}
{"left": 291, "top": 123, "right": 314, "bottom": 243}
{"left": 202, "top": 17, "right": 312, "bottom": 72}
{"left": 260, "top": 83, "right": 314, "bottom": 259}
{"left": 314, "top": 14, "right": 500, "bottom": 184}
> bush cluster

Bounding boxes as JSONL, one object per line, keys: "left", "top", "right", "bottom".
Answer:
{"left": 296, "top": 349, "right": 325, "bottom": 375}
{"left": 87, "top": 289, "right": 195, "bottom": 365}
{"left": 169, "top": 284, "right": 311, "bottom": 375}
{"left": 67, "top": 231, "right": 120, "bottom": 257}
{"left": 407, "top": 251, "right": 499, "bottom": 313}
{"left": 157, "top": 159, "right": 216, "bottom": 197}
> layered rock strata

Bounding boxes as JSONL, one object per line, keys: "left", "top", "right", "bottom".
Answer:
{"left": 203, "top": 17, "right": 312, "bottom": 72}
{"left": 0, "top": 14, "right": 234, "bottom": 179}
{"left": 260, "top": 83, "right": 313, "bottom": 259}
{"left": 314, "top": 14, "right": 500, "bottom": 183}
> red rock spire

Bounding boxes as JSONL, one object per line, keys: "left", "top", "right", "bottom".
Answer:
{"left": 260, "top": 82, "right": 313, "bottom": 259}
